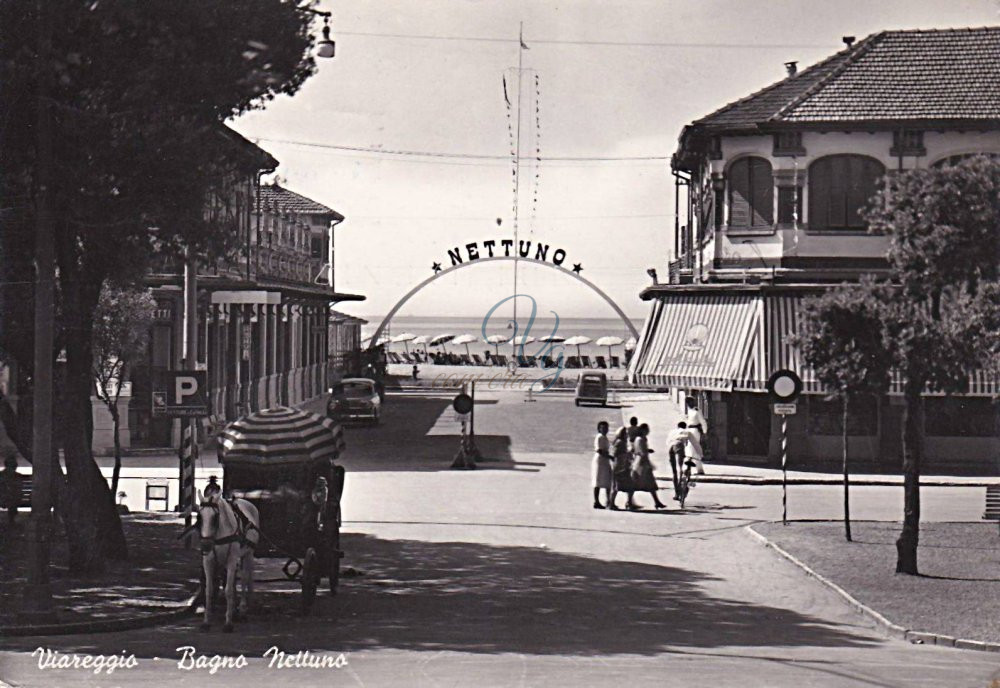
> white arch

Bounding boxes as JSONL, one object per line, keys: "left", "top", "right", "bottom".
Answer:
{"left": 366, "top": 256, "right": 640, "bottom": 349}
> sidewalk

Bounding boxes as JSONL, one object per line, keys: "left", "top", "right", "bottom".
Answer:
{"left": 0, "top": 512, "right": 198, "bottom": 635}
{"left": 622, "top": 395, "right": 1000, "bottom": 487}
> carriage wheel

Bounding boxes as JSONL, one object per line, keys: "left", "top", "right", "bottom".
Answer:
{"left": 301, "top": 548, "right": 319, "bottom": 614}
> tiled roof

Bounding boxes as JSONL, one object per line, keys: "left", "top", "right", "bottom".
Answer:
{"left": 260, "top": 184, "right": 344, "bottom": 220}
{"left": 690, "top": 27, "right": 1000, "bottom": 130}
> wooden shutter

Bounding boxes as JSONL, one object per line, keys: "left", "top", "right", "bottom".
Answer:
{"left": 729, "top": 159, "right": 751, "bottom": 227}
{"left": 750, "top": 157, "right": 774, "bottom": 226}
{"left": 808, "top": 158, "right": 831, "bottom": 229}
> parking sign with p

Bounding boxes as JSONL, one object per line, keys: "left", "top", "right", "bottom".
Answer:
{"left": 153, "top": 371, "right": 208, "bottom": 417}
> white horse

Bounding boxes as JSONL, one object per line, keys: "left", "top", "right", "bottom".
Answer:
{"left": 196, "top": 487, "right": 259, "bottom": 632}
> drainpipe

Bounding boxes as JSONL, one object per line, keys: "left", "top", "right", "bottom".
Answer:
{"left": 328, "top": 217, "right": 343, "bottom": 290}
{"left": 254, "top": 168, "right": 276, "bottom": 281}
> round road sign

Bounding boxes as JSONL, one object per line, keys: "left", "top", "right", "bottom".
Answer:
{"left": 452, "top": 393, "right": 473, "bottom": 415}
{"left": 767, "top": 369, "right": 802, "bottom": 402}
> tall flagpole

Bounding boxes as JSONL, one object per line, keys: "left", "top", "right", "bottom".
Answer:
{"left": 512, "top": 22, "right": 524, "bottom": 360}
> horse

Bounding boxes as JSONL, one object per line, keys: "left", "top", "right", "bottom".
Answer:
{"left": 195, "top": 487, "right": 260, "bottom": 632}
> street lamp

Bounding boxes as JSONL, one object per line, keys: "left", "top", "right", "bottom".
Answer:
{"left": 298, "top": 6, "right": 335, "bottom": 59}
{"left": 316, "top": 16, "right": 335, "bottom": 59}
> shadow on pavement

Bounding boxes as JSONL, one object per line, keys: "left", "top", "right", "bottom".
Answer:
{"left": 12, "top": 532, "right": 880, "bottom": 658}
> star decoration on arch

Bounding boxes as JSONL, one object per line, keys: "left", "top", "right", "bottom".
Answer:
{"left": 572, "top": 263, "right": 583, "bottom": 274}
{"left": 432, "top": 262, "right": 442, "bottom": 273}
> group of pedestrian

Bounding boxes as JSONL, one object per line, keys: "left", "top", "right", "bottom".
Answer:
{"left": 590, "top": 397, "right": 707, "bottom": 511}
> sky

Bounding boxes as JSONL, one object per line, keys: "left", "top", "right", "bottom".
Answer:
{"left": 232, "top": 0, "right": 1000, "bottom": 326}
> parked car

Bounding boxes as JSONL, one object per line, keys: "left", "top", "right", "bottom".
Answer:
{"left": 327, "top": 378, "right": 382, "bottom": 424}
{"left": 575, "top": 372, "right": 608, "bottom": 407}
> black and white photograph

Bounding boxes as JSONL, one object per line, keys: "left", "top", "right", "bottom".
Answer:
{"left": 1, "top": 1, "right": 999, "bottom": 686}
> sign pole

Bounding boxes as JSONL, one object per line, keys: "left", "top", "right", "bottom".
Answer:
{"left": 781, "top": 416, "right": 788, "bottom": 525}
{"left": 182, "top": 250, "right": 198, "bottom": 526}
{"left": 767, "top": 369, "right": 802, "bottom": 528}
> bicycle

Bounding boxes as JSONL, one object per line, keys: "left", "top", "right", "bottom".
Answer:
{"left": 676, "top": 458, "right": 695, "bottom": 509}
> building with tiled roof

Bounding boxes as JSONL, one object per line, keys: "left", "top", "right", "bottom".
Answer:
{"left": 629, "top": 27, "right": 1000, "bottom": 472}
{"left": 259, "top": 183, "right": 345, "bottom": 222}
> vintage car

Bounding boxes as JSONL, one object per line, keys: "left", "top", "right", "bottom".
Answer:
{"left": 575, "top": 372, "right": 608, "bottom": 407}
{"left": 327, "top": 378, "right": 382, "bottom": 424}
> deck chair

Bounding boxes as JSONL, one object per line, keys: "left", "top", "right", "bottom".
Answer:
{"left": 472, "top": 354, "right": 485, "bottom": 366}
{"left": 595, "top": 356, "right": 608, "bottom": 369}
{"left": 541, "top": 355, "right": 556, "bottom": 368}
{"left": 460, "top": 354, "right": 474, "bottom": 366}
{"left": 565, "top": 356, "right": 580, "bottom": 369}
{"left": 581, "top": 355, "right": 594, "bottom": 369}
{"left": 495, "top": 354, "right": 509, "bottom": 367}
{"left": 610, "top": 355, "right": 621, "bottom": 369}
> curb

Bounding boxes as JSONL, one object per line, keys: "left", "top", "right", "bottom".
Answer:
{"left": 658, "top": 475, "right": 998, "bottom": 488}
{"left": 745, "top": 525, "right": 1000, "bottom": 653}
{"left": 0, "top": 595, "right": 196, "bottom": 638}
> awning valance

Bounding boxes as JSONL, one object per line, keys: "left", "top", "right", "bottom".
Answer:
{"left": 628, "top": 294, "right": 763, "bottom": 391}
{"left": 633, "top": 290, "right": 998, "bottom": 396}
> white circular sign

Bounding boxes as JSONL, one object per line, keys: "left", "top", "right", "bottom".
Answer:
{"left": 773, "top": 376, "right": 797, "bottom": 398}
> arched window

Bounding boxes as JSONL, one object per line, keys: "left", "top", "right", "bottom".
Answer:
{"left": 808, "top": 155, "right": 885, "bottom": 231}
{"left": 728, "top": 156, "right": 773, "bottom": 228}
{"left": 932, "top": 152, "right": 1000, "bottom": 169}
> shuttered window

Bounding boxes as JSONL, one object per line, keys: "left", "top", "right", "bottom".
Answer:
{"left": 728, "top": 157, "right": 773, "bottom": 228}
{"left": 808, "top": 155, "right": 885, "bottom": 230}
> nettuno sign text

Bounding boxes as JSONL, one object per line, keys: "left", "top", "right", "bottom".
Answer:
{"left": 446, "top": 239, "right": 568, "bottom": 267}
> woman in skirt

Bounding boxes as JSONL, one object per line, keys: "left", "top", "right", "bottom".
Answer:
{"left": 609, "top": 425, "right": 636, "bottom": 510}
{"left": 631, "top": 424, "right": 667, "bottom": 510}
{"left": 591, "top": 421, "right": 613, "bottom": 509}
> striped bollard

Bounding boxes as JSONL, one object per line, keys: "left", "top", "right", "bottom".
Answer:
{"left": 781, "top": 416, "right": 788, "bottom": 525}
{"left": 179, "top": 420, "right": 197, "bottom": 526}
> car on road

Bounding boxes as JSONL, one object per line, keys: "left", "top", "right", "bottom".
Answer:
{"left": 575, "top": 372, "right": 608, "bottom": 407}
{"left": 327, "top": 378, "right": 382, "bottom": 424}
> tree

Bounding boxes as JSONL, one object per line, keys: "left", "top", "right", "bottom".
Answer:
{"left": 0, "top": 1, "right": 318, "bottom": 571}
{"left": 92, "top": 285, "right": 156, "bottom": 498}
{"left": 864, "top": 156, "right": 1000, "bottom": 574}
{"left": 794, "top": 279, "right": 893, "bottom": 542}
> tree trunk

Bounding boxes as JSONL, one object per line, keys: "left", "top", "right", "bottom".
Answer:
{"left": 895, "top": 384, "right": 923, "bottom": 575}
{"left": 842, "top": 395, "right": 852, "bottom": 542}
{"left": 56, "top": 255, "right": 128, "bottom": 569}
{"left": 109, "top": 402, "right": 121, "bottom": 498}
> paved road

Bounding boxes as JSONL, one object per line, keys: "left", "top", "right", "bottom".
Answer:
{"left": 1, "top": 390, "right": 997, "bottom": 687}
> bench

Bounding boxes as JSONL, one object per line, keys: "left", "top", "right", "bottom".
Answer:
{"left": 985, "top": 485, "right": 1000, "bottom": 535}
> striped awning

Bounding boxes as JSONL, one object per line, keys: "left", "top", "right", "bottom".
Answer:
{"left": 219, "top": 406, "right": 346, "bottom": 466}
{"left": 629, "top": 294, "right": 764, "bottom": 391}
{"left": 766, "top": 294, "right": 999, "bottom": 396}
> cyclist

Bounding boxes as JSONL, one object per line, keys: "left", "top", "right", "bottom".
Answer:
{"left": 665, "top": 422, "right": 691, "bottom": 501}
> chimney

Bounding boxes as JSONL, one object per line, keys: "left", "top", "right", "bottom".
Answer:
{"left": 784, "top": 61, "right": 798, "bottom": 76}
{"left": 843, "top": 35, "right": 856, "bottom": 48}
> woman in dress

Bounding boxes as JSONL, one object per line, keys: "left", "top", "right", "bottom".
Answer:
{"left": 609, "top": 425, "right": 636, "bottom": 511}
{"left": 591, "top": 421, "right": 613, "bottom": 509}
{"left": 631, "top": 424, "right": 667, "bottom": 509}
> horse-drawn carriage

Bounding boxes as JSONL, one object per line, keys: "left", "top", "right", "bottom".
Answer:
{"left": 197, "top": 407, "right": 346, "bottom": 629}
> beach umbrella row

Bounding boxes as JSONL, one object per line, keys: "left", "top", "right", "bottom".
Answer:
{"left": 380, "top": 331, "right": 637, "bottom": 360}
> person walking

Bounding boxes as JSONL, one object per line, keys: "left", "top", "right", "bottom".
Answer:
{"left": 609, "top": 426, "right": 636, "bottom": 510}
{"left": 626, "top": 416, "right": 641, "bottom": 452}
{"left": 591, "top": 421, "right": 613, "bottom": 509}
{"left": 684, "top": 396, "right": 707, "bottom": 475}
{"left": 631, "top": 424, "right": 667, "bottom": 509}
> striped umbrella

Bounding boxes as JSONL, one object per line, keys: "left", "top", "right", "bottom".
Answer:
{"left": 219, "top": 407, "right": 345, "bottom": 466}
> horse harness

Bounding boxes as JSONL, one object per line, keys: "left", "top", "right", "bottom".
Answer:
{"left": 199, "top": 498, "right": 257, "bottom": 557}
